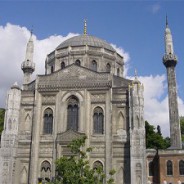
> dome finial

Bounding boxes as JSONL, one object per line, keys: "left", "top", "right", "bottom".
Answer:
{"left": 134, "top": 68, "right": 138, "bottom": 79}
{"left": 84, "top": 19, "right": 87, "bottom": 35}
{"left": 29, "top": 25, "right": 34, "bottom": 38}
{"left": 166, "top": 14, "right": 168, "bottom": 27}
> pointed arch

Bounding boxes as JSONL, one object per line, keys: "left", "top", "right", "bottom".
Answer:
{"left": 106, "top": 63, "right": 111, "bottom": 72}
{"left": 93, "top": 107, "right": 104, "bottom": 134}
{"left": 91, "top": 60, "right": 97, "bottom": 71}
{"left": 41, "top": 161, "right": 51, "bottom": 182}
{"left": 25, "top": 113, "right": 31, "bottom": 122}
{"left": 117, "top": 111, "right": 125, "bottom": 130}
{"left": 67, "top": 96, "right": 79, "bottom": 131}
{"left": 51, "top": 66, "right": 54, "bottom": 73}
{"left": 43, "top": 108, "right": 53, "bottom": 134}
{"left": 75, "top": 59, "right": 81, "bottom": 66}
{"left": 149, "top": 161, "right": 154, "bottom": 176}
{"left": 117, "top": 68, "right": 120, "bottom": 76}
{"left": 25, "top": 113, "right": 31, "bottom": 131}
{"left": 137, "top": 176, "right": 141, "bottom": 184}
{"left": 61, "top": 61, "right": 65, "bottom": 69}
{"left": 117, "top": 167, "right": 124, "bottom": 184}
{"left": 167, "top": 160, "right": 173, "bottom": 175}
{"left": 20, "top": 167, "right": 27, "bottom": 184}
{"left": 93, "top": 160, "right": 103, "bottom": 170}
{"left": 179, "top": 160, "right": 184, "bottom": 175}
{"left": 8, "top": 118, "right": 12, "bottom": 130}
{"left": 136, "top": 115, "right": 140, "bottom": 128}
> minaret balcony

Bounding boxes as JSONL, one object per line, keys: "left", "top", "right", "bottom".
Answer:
{"left": 163, "top": 53, "right": 177, "bottom": 67}
{"left": 21, "top": 60, "right": 35, "bottom": 72}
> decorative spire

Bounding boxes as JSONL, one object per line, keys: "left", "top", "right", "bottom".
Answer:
{"left": 84, "top": 19, "right": 87, "bottom": 35}
{"left": 134, "top": 68, "right": 138, "bottom": 80}
{"left": 164, "top": 16, "right": 174, "bottom": 55}
{"left": 30, "top": 26, "right": 33, "bottom": 37}
{"left": 166, "top": 15, "right": 168, "bottom": 27}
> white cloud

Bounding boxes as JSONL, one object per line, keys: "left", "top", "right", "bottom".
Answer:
{"left": 0, "top": 23, "right": 78, "bottom": 107}
{"left": 150, "top": 3, "right": 161, "bottom": 14}
{"left": 111, "top": 44, "right": 130, "bottom": 76}
{"left": 137, "top": 75, "right": 184, "bottom": 137}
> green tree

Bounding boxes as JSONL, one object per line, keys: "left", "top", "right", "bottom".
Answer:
{"left": 49, "top": 136, "right": 115, "bottom": 184}
{"left": 0, "top": 108, "right": 5, "bottom": 135}
{"left": 145, "top": 121, "right": 170, "bottom": 149}
{"left": 180, "top": 117, "right": 184, "bottom": 142}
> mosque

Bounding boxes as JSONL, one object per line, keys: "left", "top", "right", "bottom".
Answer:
{"left": 0, "top": 20, "right": 183, "bottom": 184}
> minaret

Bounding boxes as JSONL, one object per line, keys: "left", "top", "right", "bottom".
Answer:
{"left": 21, "top": 31, "right": 35, "bottom": 85}
{"left": 163, "top": 17, "right": 182, "bottom": 149}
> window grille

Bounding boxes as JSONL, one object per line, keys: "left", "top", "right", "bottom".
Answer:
{"left": 106, "top": 63, "right": 111, "bottom": 72}
{"left": 43, "top": 108, "right": 53, "bottom": 134}
{"left": 167, "top": 160, "right": 173, "bottom": 175}
{"left": 93, "top": 107, "right": 104, "bottom": 134}
{"left": 179, "top": 160, "right": 184, "bottom": 175}
{"left": 67, "top": 96, "right": 79, "bottom": 131}
{"left": 92, "top": 60, "right": 97, "bottom": 71}
{"left": 61, "top": 62, "right": 65, "bottom": 69}
{"left": 75, "top": 60, "right": 81, "bottom": 66}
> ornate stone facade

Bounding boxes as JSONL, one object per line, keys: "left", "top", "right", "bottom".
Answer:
{"left": 2, "top": 20, "right": 183, "bottom": 184}
{"left": 0, "top": 32, "right": 146, "bottom": 184}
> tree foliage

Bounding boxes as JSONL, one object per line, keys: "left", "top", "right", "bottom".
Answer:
{"left": 180, "top": 117, "right": 184, "bottom": 142}
{"left": 145, "top": 121, "right": 170, "bottom": 149}
{"left": 0, "top": 108, "right": 5, "bottom": 135}
{"left": 49, "top": 136, "right": 115, "bottom": 184}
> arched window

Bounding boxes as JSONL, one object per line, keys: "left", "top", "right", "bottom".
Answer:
{"left": 75, "top": 59, "right": 81, "bottom": 66}
{"left": 67, "top": 96, "right": 79, "bottom": 131}
{"left": 8, "top": 119, "right": 12, "bottom": 130}
{"left": 149, "top": 161, "right": 154, "bottom": 176}
{"left": 106, "top": 63, "right": 111, "bottom": 72}
{"left": 93, "top": 161, "right": 103, "bottom": 170}
{"left": 43, "top": 108, "right": 53, "bottom": 134}
{"left": 92, "top": 60, "right": 97, "bottom": 71}
{"left": 93, "top": 107, "right": 104, "bottom": 134}
{"left": 93, "top": 161, "right": 103, "bottom": 182}
{"left": 41, "top": 161, "right": 51, "bottom": 182}
{"left": 20, "top": 167, "right": 27, "bottom": 184}
{"left": 117, "top": 68, "right": 120, "bottom": 76}
{"left": 61, "top": 62, "right": 65, "bottom": 69}
{"left": 179, "top": 160, "right": 184, "bottom": 175}
{"left": 51, "top": 66, "right": 54, "bottom": 73}
{"left": 167, "top": 160, "right": 173, "bottom": 175}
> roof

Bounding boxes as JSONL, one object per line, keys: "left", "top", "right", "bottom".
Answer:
{"left": 56, "top": 35, "right": 116, "bottom": 52}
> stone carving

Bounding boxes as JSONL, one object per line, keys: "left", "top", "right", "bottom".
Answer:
{"left": 91, "top": 94, "right": 105, "bottom": 102}
{"left": 38, "top": 64, "right": 111, "bottom": 91}
{"left": 57, "top": 129, "right": 85, "bottom": 144}
{"left": 42, "top": 95, "right": 56, "bottom": 104}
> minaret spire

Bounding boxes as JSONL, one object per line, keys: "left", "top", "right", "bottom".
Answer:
{"left": 21, "top": 30, "right": 35, "bottom": 85}
{"left": 164, "top": 16, "right": 174, "bottom": 55}
{"left": 163, "top": 19, "right": 182, "bottom": 149}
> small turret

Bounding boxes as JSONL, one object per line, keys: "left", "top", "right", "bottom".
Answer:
{"left": 21, "top": 31, "right": 35, "bottom": 85}
{"left": 3, "top": 82, "right": 21, "bottom": 134}
{"left": 129, "top": 71, "right": 146, "bottom": 184}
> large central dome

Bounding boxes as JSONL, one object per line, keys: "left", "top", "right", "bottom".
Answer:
{"left": 57, "top": 35, "right": 115, "bottom": 52}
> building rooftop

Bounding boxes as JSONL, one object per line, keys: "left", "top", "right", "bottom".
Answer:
{"left": 56, "top": 35, "right": 116, "bottom": 52}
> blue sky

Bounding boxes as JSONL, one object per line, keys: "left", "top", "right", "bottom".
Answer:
{"left": 0, "top": 1, "right": 183, "bottom": 136}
